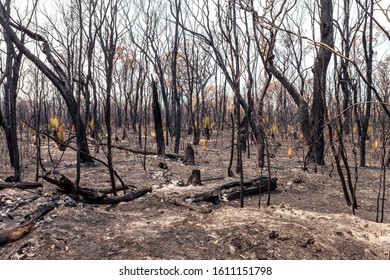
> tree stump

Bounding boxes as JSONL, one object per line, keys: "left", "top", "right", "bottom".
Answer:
{"left": 187, "top": 169, "right": 202, "bottom": 186}
{"left": 183, "top": 144, "right": 195, "bottom": 165}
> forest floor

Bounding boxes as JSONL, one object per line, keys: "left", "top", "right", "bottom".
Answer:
{"left": 0, "top": 130, "right": 390, "bottom": 260}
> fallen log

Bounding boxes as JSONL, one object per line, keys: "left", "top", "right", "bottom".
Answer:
{"left": 192, "top": 176, "right": 277, "bottom": 204}
{"left": 82, "top": 187, "right": 152, "bottom": 204}
{"left": 109, "top": 144, "right": 185, "bottom": 160}
{"left": 42, "top": 172, "right": 150, "bottom": 205}
{"left": 42, "top": 172, "right": 76, "bottom": 194}
{"left": 0, "top": 182, "right": 43, "bottom": 190}
{"left": 0, "top": 202, "right": 56, "bottom": 246}
{"left": 110, "top": 144, "right": 156, "bottom": 155}
{"left": 165, "top": 153, "right": 185, "bottom": 161}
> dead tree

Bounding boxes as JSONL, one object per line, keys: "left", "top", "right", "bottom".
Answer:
{"left": 0, "top": 3, "right": 91, "bottom": 162}
{"left": 191, "top": 176, "right": 277, "bottom": 204}
{"left": 151, "top": 78, "right": 165, "bottom": 157}
{"left": 0, "top": 202, "right": 56, "bottom": 246}
{"left": 310, "top": 0, "right": 334, "bottom": 165}
{"left": 187, "top": 169, "right": 202, "bottom": 186}
{"left": 170, "top": 0, "right": 182, "bottom": 154}
{"left": 42, "top": 172, "right": 150, "bottom": 205}
{"left": 0, "top": 0, "right": 23, "bottom": 182}
{"left": 0, "top": 181, "right": 42, "bottom": 190}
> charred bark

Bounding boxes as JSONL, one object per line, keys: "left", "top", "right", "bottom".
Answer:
{"left": 0, "top": 182, "right": 42, "bottom": 190}
{"left": 310, "top": 0, "right": 334, "bottom": 165}
{"left": 267, "top": 63, "right": 311, "bottom": 146}
{"left": 0, "top": 203, "right": 56, "bottom": 246}
{"left": 151, "top": 79, "right": 166, "bottom": 157}
{"left": 187, "top": 169, "right": 202, "bottom": 186}
{"left": 191, "top": 177, "right": 277, "bottom": 204}
{"left": 41, "top": 172, "right": 150, "bottom": 205}
{"left": 1, "top": 1, "right": 22, "bottom": 181}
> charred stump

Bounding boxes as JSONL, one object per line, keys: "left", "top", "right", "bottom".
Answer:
{"left": 187, "top": 169, "right": 202, "bottom": 186}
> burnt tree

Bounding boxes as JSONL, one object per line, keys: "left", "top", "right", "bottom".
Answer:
{"left": 0, "top": 0, "right": 23, "bottom": 182}
{"left": 151, "top": 78, "right": 165, "bottom": 157}
{"left": 310, "top": 0, "right": 334, "bottom": 165}
{"left": 0, "top": 3, "right": 91, "bottom": 162}
{"left": 187, "top": 169, "right": 202, "bottom": 186}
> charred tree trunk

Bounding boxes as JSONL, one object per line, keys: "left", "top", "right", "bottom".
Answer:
{"left": 0, "top": 203, "right": 56, "bottom": 246}
{"left": 192, "top": 176, "right": 277, "bottom": 204}
{"left": 310, "top": 0, "right": 334, "bottom": 165}
{"left": 231, "top": 1, "right": 244, "bottom": 208}
{"left": 228, "top": 113, "right": 235, "bottom": 177}
{"left": 151, "top": 78, "right": 165, "bottom": 157}
{"left": 267, "top": 63, "right": 311, "bottom": 146}
{"left": 97, "top": 1, "right": 120, "bottom": 196}
{"left": 1, "top": 1, "right": 22, "bottom": 182}
{"left": 360, "top": 0, "right": 374, "bottom": 167}
{"left": 171, "top": 0, "right": 182, "bottom": 154}
{"left": 187, "top": 169, "right": 202, "bottom": 186}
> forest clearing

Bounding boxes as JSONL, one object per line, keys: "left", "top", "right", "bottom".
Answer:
{"left": 0, "top": 0, "right": 390, "bottom": 260}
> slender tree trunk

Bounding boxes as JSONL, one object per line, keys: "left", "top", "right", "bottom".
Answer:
{"left": 267, "top": 63, "right": 311, "bottom": 145}
{"left": 1, "top": 1, "right": 22, "bottom": 181}
{"left": 151, "top": 79, "right": 165, "bottom": 157}
{"left": 339, "top": 0, "right": 352, "bottom": 134}
{"left": 310, "top": 0, "right": 334, "bottom": 165}
{"left": 360, "top": 0, "right": 373, "bottom": 167}
{"left": 171, "top": 0, "right": 181, "bottom": 154}
{"left": 228, "top": 113, "right": 235, "bottom": 177}
{"left": 231, "top": 0, "right": 244, "bottom": 208}
{"left": 74, "top": 0, "right": 83, "bottom": 199}
{"left": 97, "top": 0, "right": 120, "bottom": 196}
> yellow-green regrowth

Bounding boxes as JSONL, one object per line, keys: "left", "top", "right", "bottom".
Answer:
{"left": 89, "top": 118, "right": 95, "bottom": 132}
{"left": 50, "top": 117, "right": 59, "bottom": 131}
{"left": 204, "top": 116, "right": 210, "bottom": 128}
